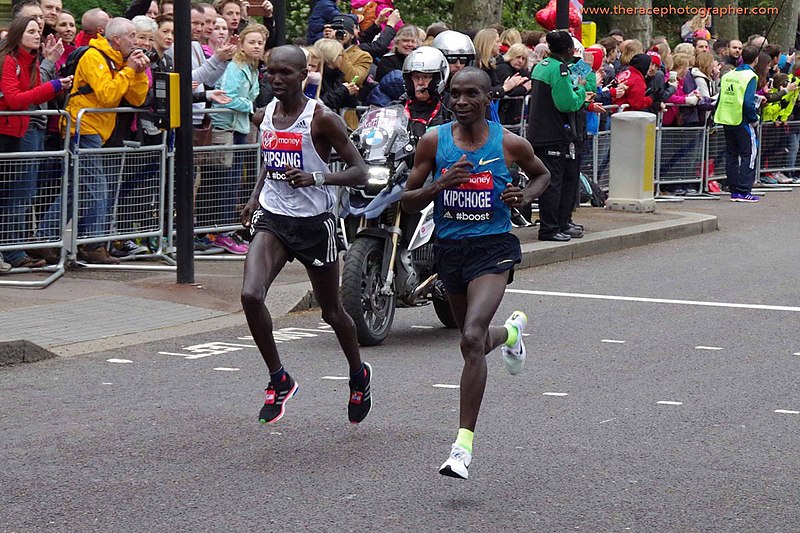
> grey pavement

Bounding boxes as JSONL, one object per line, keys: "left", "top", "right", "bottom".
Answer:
{"left": 0, "top": 200, "right": 719, "bottom": 358}
{"left": 2, "top": 188, "right": 799, "bottom": 532}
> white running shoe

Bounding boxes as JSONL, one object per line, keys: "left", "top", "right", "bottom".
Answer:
{"left": 439, "top": 443, "right": 472, "bottom": 479}
{"left": 501, "top": 311, "right": 527, "bottom": 375}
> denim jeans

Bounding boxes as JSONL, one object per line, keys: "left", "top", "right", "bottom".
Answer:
{"left": 38, "top": 134, "right": 109, "bottom": 240}
{"left": 1, "top": 128, "right": 46, "bottom": 262}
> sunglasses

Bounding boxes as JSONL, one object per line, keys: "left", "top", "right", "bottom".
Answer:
{"left": 446, "top": 56, "right": 469, "bottom": 65}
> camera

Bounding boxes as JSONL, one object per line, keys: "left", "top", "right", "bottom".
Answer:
{"left": 329, "top": 21, "right": 347, "bottom": 40}
{"left": 138, "top": 48, "right": 160, "bottom": 64}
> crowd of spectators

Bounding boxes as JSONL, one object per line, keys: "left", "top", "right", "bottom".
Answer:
{"left": 1, "top": 0, "right": 799, "bottom": 270}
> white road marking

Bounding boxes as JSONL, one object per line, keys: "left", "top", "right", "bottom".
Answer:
{"left": 695, "top": 346, "right": 724, "bottom": 351}
{"left": 106, "top": 358, "right": 133, "bottom": 364}
{"left": 599, "top": 418, "right": 617, "bottom": 424}
{"left": 543, "top": 392, "right": 569, "bottom": 397}
{"left": 522, "top": 333, "right": 531, "bottom": 337}
{"left": 102, "top": 382, "right": 114, "bottom": 385}
{"left": 657, "top": 401, "right": 683, "bottom": 406}
{"left": 794, "top": 352, "right": 800, "bottom": 356}
{"left": 213, "top": 367, "right": 240, "bottom": 372}
{"left": 601, "top": 339, "right": 626, "bottom": 344}
{"left": 774, "top": 409, "right": 800, "bottom": 415}
{"left": 159, "top": 342, "right": 257, "bottom": 360}
{"left": 321, "top": 376, "right": 349, "bottom": 380}
{"left": 506, "top": 288, "right": 800, "bottom": 313}
{"left": 411, "top": 325, "right": 434, "bottom": 329}
{"left": 433, "top": 384, "right": 460, "bottom": 389}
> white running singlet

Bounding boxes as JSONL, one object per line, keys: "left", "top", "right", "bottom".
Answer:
{"left": 258, "top": 98, "right": 334, "bottom": 217}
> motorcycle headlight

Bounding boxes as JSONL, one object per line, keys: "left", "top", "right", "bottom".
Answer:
{"left": 365, "top": 167, "right": 391, "bottom": 195}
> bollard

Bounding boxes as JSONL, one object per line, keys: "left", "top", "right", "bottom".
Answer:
{"left": 606, "top": 111, "right": 656, "bottom": 212}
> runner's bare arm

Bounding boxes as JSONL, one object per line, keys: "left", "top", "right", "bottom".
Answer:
{"left": 285, "top": 109, "right": 368, "bottom": 188}
{"left": 401, "top": 130, "right": 471, "bottom": 214}
{"left": 241, "top": 164, "right": 267, "bottom": 227}
{"left": 504, "top": 133, "right": 551, "bottom": 206}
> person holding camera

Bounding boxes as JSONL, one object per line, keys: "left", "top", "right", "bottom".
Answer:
{"left": 38, "top": 17, "right": 150, "bottom": 264}
{"left": 322, "top": 15, "right": 371, "bottom": 88}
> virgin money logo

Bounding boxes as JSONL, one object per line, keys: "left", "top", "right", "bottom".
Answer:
{"left": 262, "top": 131, "right": 303, "bottom": 151}
{"left": 262, "top": 131, "right": 279, "bottom": 150}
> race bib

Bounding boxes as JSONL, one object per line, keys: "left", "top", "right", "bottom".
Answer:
{"left": 262, "top": 131, "right": 304, "bottom": 180}
{"left": 440, "top": 170, "right": 494, "bottom": 222}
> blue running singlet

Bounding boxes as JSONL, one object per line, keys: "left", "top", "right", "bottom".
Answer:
{"left": 433, "top": 121, "right": 513, "bottom": 239}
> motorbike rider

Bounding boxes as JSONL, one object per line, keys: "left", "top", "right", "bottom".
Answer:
{"left": 401, "top": 45, "right": 452, "bottom": 139}
{"left": 432, "top": 30, "right": 477, "bottom": 110}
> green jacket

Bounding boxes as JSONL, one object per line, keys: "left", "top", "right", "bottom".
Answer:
{"left": 527, "top": 55, "right": 587, "bottom": 147}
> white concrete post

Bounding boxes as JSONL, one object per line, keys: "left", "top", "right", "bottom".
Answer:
{"left": 606, "top": 111, "right": 657, "bottom": 212}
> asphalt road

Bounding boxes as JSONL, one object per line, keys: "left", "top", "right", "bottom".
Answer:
{"left": 2, "top": 193, "right": 799, "bottom": 532}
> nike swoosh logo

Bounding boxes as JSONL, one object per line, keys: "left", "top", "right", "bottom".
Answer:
{"left": 478, "top": 157, "right": 501, "bottom": 166}
{"left": 496, "top": 259, "right": 514, "bottom": 265}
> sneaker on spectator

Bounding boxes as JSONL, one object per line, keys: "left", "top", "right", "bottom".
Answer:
{"left": 760, "top": 174, "right": 778, "bottom": 184}
{"left": 193, "top": 235, "right": 219, "bottom": 251}
{"left": 111, "top": 240, "right": 149, "bottom": 258}
{"left": 0, "top": 253, "right": 11, "bottom": 273}
{"left": 7, "top": 253, "right": 46, "bottom": 269}
{"left": 214, "top": 233, "right": 248, "bottom": 255}
{"left": 736, "top": 193, "right": 760, "bottom": 203}
{"left": 774, "top": 172, "right": 793, "bottom": 184}
{"left": 28, "top": 247, "right": 60, "bottom": 265}
{"left": 729, "top": 193, "right": 741, "bottom": 202}
{"left": 78, "top": 245, "right": 121, "bottom": 265}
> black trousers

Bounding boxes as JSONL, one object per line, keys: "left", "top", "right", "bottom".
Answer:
{"left": 535, "top": 145, "right": 580, "bottom": 238}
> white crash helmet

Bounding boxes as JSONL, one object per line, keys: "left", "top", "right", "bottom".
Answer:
{"left": 402, "top": 46, "right": 449, "bottom": 96}
{"left": 432, "top": 30, "right": 476, "bottom": 65}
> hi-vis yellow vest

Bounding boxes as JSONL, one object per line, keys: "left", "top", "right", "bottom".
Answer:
{"left": 714, "top": 69, "right": 757, "bottom": 126}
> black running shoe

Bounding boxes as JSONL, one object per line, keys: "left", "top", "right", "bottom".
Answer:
{"left": 258, "top": 373, "right": 299, "bottom": 424}
{"left": 348, "top": 362, "right": 373, "bottom": 424}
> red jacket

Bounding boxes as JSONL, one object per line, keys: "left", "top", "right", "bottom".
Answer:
{"left": 0, "top": 48, "right": 58, "bottom": 138}
{"left": 612, "top": 66, "right": 652, "bottom": 111}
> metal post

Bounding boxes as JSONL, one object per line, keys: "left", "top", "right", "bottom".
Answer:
{"left": 174, "top": 0, "right": 195, "bottom": 284}
{"left": 274, "top": 0, "right": 286, "bottom": 45}
{"left": 556, "top": 0, "right": 569, "bottom": 32}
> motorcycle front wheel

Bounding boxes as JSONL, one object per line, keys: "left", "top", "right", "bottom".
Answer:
{"left": 341, "top": 238, "right": 396, "bottom": 346}
{"left": 432, "top": 295, "right": 458, "bottom": 329}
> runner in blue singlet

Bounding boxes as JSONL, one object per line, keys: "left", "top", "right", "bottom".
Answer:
{"left": 401, "top": 67, "right": 551, "bottom": 480}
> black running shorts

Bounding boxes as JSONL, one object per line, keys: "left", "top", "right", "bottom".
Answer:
{"left": 433, "top": 232, "right": 521, "bottom": 295}
{"left": 251, "top": 208, "right": 343, "bottom": 267}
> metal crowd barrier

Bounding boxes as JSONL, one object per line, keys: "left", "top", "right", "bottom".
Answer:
{"left": 4, "top": 99, "right": 800, "bottom": 287}
{"left": 187, "top": 108, "right": 261, "bottom": 261}
{"left": 758, "top": 120, "right": 800, "bottom": 177}
{"left": 654, "top": 108, "right": 708, "bottom": 196}
{"left": 0, "top": 110, "right": 71, "bottom": 288}
{"left": 72, "top": 107, "right": 174, "bottom": 270}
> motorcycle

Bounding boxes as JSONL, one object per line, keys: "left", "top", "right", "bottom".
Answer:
{"left": 339, "top": 105, "right": 457, "bottom": 346}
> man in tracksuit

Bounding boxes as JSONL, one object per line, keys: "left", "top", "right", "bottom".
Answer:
{"left": 714, "top": 45, "right": 761, "bottom": 202}
{"left": 527, "top": 31, "right": 587, "bottom": 241}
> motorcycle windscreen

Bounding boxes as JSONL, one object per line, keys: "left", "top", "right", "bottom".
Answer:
{"left": 352, "top": 105, "right": 410, "bottom": 163}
